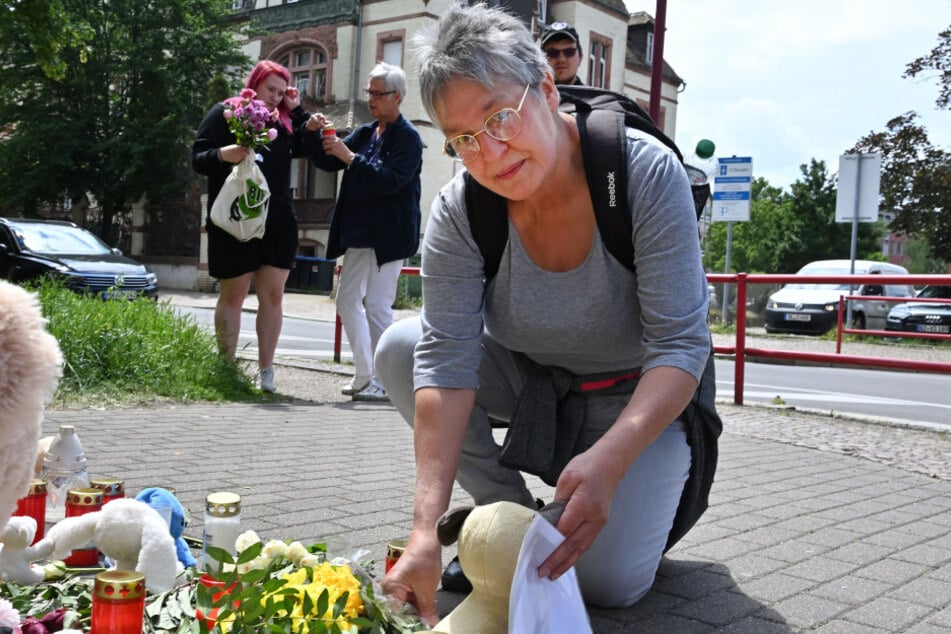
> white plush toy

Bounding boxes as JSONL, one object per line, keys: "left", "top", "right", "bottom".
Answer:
{"left": 0, "top": 516, "right": 55, "bottom": 584}
{"left": 44, "top": 498, "right": 182, "bottom": 593}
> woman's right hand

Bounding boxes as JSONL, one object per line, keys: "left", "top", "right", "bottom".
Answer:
{"left": 381, "top": 533, "right": 442, "bottom": 627}
{"left": 218, "top": 144, "right": 251, "bottom": 164}
{"left": 305, "top": 113, "right": 328, "bottom": 132}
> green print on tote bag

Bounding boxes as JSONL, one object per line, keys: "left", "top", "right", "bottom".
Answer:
{"left": 210, "top": 154, "right": 270, "bottom": 241}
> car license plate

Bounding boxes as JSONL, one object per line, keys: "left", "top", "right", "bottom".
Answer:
{"left": 101, "top": 289, "right": 139, "bottom": 300}
{"left": 917, "top": 324, "right": 950, "bottom": 334}
{"left": 784, "top": 313, "right": 811, "bottom": 322}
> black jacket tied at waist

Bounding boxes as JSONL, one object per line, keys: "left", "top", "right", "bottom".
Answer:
{"left": 497, "top": 349, "right": 722, "bottom": 552}
{"left": 498, "top": 353, "right": 641, "bottom": 486}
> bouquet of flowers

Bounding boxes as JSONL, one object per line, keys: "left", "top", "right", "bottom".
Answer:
{"left": 223, "top": 89, "right": 278, "bottom": 148}
{"left": 0, "top": 533, "right": 428, "bottom": 634}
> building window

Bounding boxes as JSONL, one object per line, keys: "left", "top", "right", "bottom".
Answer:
{"left": 646, "top": 32, "right": 654, "bottom": 65}
{"left": 535, "top": 0, "right": 546, "bottom": 23}
{"left": 377, "top": 31, "right": 406, "bottom": 68}
{"left": 280, "top": 47, "right": 328, "bottom": 102}
{"left": 587, "top": 35, "right": 612, "bottom": 89}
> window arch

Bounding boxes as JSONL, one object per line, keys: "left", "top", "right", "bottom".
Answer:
{"left": 279, "top": 46, "right": 329, "bottom": 102}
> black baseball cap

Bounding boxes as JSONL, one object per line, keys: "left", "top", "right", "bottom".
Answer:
{"left": 540, "top": 22, "right": 580, "bottom": 48}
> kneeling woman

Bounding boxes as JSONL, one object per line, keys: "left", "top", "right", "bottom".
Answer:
{"left": 376, "top": 3, "right": 718, "bottom": 625}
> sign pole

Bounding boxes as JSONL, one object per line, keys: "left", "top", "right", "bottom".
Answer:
{"left": 722, "top": 221, "right": 733, "bottom": 324}
{"left": 846, "top": 156, "right": 864, "bottom": 326}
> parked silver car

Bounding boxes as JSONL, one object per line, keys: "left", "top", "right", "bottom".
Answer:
{"left": 764, "top": 259, "right": 913, "bottom": 334}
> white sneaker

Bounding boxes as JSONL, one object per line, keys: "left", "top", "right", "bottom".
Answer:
{"left": 352, "top": 379, "right": 389, "bottom": 402}
{"left": 341, "top": 375, "right": 371, "bottom": 396}
{"left": 255, "top": 367, "right": 276, "bottom": 393}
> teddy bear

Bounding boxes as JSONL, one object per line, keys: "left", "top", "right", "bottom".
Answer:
{"left": 431, "top": 500, "right": 583, "bottom": 633}
{"left": 0, "top": 516, "right": 55, "bottom": 585}
{"left": 135, "top": 487, "right": 197, "bottom": 569}
{"left": 0, "top": 280, "right": 62, "bottom": 537}
{"left": 43, "top": 498, "right": 182, "bottom": 593}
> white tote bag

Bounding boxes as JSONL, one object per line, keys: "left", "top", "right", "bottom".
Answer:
{"left": 210, "top": 154, "right": 270, "bottom": 242}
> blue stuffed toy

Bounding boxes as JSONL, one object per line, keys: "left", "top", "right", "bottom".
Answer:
{"left": 135, "top": 487, "right": 197, "bottom": 568}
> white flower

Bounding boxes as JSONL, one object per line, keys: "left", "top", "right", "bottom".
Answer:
{"left": 285, "top": 541, "right": 308, "bottom": 564}
{"left": 299, "top": 553, "right": 324, "bottom": 568}
{"left": 235, "top": 529, "right": 261, "bottom": 553}
{"left": 262, "top": 539, "right": 288, "bottom": 560}
{"left": 0, "top": 597, "right": 20, "bottom": 627}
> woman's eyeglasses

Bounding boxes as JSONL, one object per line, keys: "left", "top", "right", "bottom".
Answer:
{"left": 545, "top": 47, "right": 577, "bottom": 59}
{"left": 364, "top": 89, "right": 396, "bottom": 99}
{"left": 443, "top": 84, "right": 531, "bottom": 162}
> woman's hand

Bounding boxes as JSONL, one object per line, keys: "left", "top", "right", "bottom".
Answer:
{"left": 283, "top": 86, "right": 300, "bottom": 111}
{"left": 218, "top": 144, "right": 251, "bottom": 164}
{"left": 305, "top": 113, "right": 328, "bottom": 132}
{"left": 381, "top": 532, "right": 443, "bottom": 627}
{"left": 323, "top": 136, "right": 354, "bottom": 164}
{"left": 538, "top": 444, "right": 625, "bottom": 581}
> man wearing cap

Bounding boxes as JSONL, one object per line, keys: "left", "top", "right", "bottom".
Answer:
{"left": 540, "top": 22, "right": 583, "bottom": 85}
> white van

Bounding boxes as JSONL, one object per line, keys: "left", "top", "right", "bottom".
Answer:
{"left": 764, "top": 259, "right": 914, "bottom": 334}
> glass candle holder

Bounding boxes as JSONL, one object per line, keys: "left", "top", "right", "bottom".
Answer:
{"left": 14, "top": 479, "right": 47, "bottom": 544}
{"left": 201, "top": 492, "right": 241, "bottom": 571}
{"left": 63, "top": 487, "right": 103, "bottom": 566}
{"left": 91, "top": 570, "right": 146, "bottom": 634}
{"left": 195, "top": 573, "right": 239, "bottom": 629}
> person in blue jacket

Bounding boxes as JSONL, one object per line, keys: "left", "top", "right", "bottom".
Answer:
{"left": 304, "top": 62, "right": 422, "bottom": 401}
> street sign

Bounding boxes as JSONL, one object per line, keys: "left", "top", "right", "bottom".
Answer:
{"left": 835, "top": 153, "right": 881, "bottom": 223}
{"left": 712, "top": 156, "right": 752, "bottom": 221}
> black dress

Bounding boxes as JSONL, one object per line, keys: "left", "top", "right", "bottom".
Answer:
{"left": 192, "top": 103, "right": 310, "bottom": 279}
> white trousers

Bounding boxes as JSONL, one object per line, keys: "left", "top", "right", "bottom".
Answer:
{"left": 335, "top": 248, "right": 402, "bottom": 380}
{"left": 375, "top": 317, "right": 691, "bottom": 608}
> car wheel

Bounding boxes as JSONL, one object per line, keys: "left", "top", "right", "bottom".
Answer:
{"left": 852, "top": 312, "right": 866, "bottom": 330}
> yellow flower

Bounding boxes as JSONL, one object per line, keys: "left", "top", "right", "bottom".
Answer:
{"left": 265, "top": 563, "right": 365, "bottom": 631}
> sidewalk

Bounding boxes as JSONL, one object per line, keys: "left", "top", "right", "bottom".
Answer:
{"left": 96, "top": 288, "right": 951, "bottom": 632}
{"left": 45, "top": 400, "right": 951, "bottom": 632}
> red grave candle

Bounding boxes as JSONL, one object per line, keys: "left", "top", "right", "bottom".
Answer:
{"left": 14, "top": 479, "right": 47, "bottom": 543}
{"left": 91, "top": 570, "right": 146, "bottom": 634}
{"left": 63, "top": 487, "right": 103, "bottom": 566}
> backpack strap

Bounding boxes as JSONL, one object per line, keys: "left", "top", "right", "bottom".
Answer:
{"left": 464, "top": 171, "right": 508, "bottom": 281}
{"left": 574, "top": 108, "right": 635, "bottom": 274}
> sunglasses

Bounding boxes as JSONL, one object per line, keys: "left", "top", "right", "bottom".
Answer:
{"left": 443, "top": 84, "right": 531, "bottom": 162}
{"left": 545, "top": 47, "right": 577, "bottom": 59}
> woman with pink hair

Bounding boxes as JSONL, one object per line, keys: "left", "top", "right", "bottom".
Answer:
{"left": 192, "top": 60, "right": 311, "bottom": 392}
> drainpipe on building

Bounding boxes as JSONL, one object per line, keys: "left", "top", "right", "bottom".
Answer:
{"left": 648, "top": 0, "right": 667, "bottom": 124}
{"left": 348, "top": 0, "right": 363, "bottom": 130}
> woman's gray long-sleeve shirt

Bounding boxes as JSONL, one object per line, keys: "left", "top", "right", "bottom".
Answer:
{"left": 414, "top": 129, "right": 711, "bottom": 390}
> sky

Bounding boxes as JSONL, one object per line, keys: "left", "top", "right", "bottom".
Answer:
{"left": 639, "top": 1, "right": 950, "bottom": 190}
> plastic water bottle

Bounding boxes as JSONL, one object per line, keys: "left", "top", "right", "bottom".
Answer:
{"left": 41, "top": 425, "right": 90, "bottom": 522}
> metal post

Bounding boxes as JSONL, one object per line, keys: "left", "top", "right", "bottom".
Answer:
{"left": 721, "top": 221, "right": 733, "bottom": 324}
{"left": 649, "top": 0, "right": 667, "bottom": 123}
{"left": 846, "top": 156, "right": 863, "bottom": 326}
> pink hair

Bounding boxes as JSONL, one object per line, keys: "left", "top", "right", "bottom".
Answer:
{"left": 224, "top": 60, "right": 293, "bottom": 133}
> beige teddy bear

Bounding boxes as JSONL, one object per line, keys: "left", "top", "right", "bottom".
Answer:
{"left": 0, "top": 280, "right": 62, "bottom": 544}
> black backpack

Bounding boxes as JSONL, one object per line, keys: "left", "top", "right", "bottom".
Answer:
{"left": 462, "top": 85, "right": 720, "bottom": 552}
{"left": 463, "top": 84, "right": 710, "bottom": 280}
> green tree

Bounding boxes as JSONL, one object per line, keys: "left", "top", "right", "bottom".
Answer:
{"left": 904, "top": 25, "right": 951, "bottom": 110}
{"left": 850, "top": 112, "right": 951, "bottom": 262}
{"left": 904, "top": 235, "right": 947, "bottom": 274}
{"left": 702, "top": 161, "right": 883, "bottom": 275}
{"left": 0, "top": 0, "right": 250, "bottom": 243}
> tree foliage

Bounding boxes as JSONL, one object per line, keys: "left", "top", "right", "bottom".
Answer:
{"left": 850, "top": 113, "right": 951, "bottom": 262}
{"left": 0, "top": 0, "right": 250, "bottom": 243}
{"left": 702, "top": 161, "right": 883, "bottom": 275}
{"left": 904, "top": 25, "right": 951, "bottom": 110}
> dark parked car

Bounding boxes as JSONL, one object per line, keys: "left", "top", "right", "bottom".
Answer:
{"left": 885, "top": 285, "right": 951, "bottom": 335}
{"left": 0, "top": 217, "right": 158, "bottom": 299}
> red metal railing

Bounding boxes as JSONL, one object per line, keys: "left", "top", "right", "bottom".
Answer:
{"left": 333, "top": 268, "right": 951, "bottom": 404}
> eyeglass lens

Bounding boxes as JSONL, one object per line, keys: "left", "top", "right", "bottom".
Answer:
{"left": 444, "top": 85, "right": 530, "bottom": 160}
{"left": 545, "top": 47, "right": 577, "bottom": 59}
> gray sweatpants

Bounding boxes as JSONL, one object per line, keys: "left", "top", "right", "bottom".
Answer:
{"left": 375, "top": 317, "right": 691, "bottom": 608}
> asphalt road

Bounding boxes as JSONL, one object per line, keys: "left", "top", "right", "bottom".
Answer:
{"left": 177, "top": 305, "right": 951, "bottom": 429}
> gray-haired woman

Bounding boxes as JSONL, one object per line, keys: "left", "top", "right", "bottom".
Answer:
{"left": 376, "top": 3, "right": 718, "bottom": 625}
